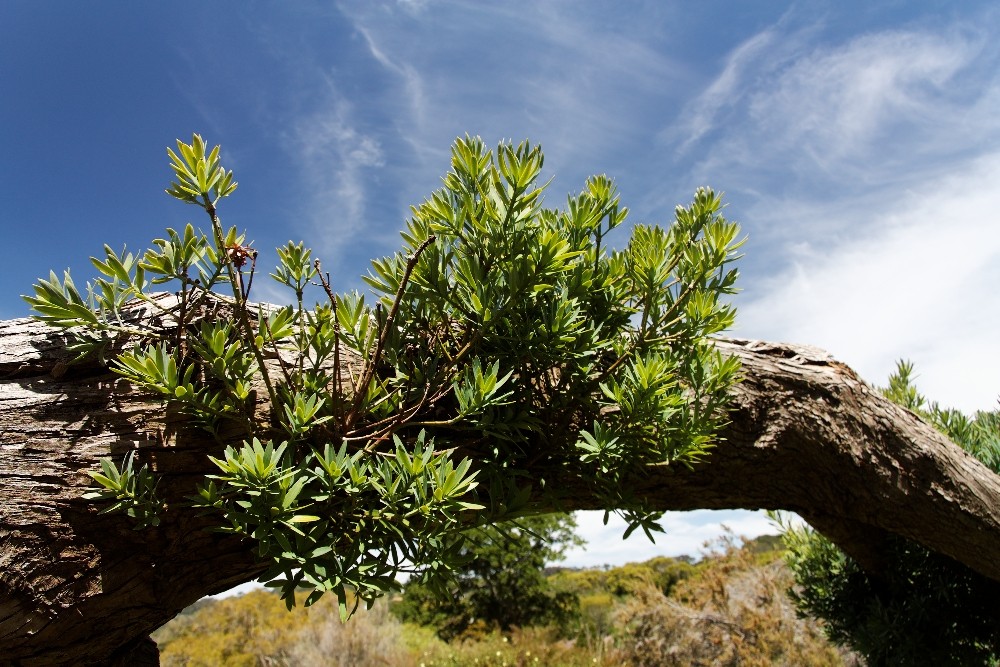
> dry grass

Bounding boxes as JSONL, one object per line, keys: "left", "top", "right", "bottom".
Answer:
{"left": 612, "top": 535, "right": 861, "bottom": 667}
{"left": 284, "top": 599, "right": 407, "bottom": 667}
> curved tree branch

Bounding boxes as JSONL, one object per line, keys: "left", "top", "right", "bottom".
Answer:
{"left": 1, "top": 310, "right": 998, "bottom": 665}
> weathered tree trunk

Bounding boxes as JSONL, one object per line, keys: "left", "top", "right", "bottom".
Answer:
{"left": 2, "top": 310, "right": 998, "bottom": 665}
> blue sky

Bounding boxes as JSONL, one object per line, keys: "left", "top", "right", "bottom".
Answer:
{"left": 3, "top": 1, "right": 999, "bottom": 567}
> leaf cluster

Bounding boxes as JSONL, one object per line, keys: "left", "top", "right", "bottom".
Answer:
{"left": 364, "top": 137, "right": 743, "bottom": 529}
{"left": 25, "top": 135, "right": 744, "bottom": 616}
{"left": 83, "top": 451, "right": 163, "bottom": 529}
{"left": 195, "top": 432, "right": 481, "bottom": 615}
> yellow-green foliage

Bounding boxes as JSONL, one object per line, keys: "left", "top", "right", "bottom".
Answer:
{"left": 549, "top": 568, "right": 607, "bottom": 594}
{"left": 613, "top": 535, "right": 855, "bottom": 667}
{"left": 576, "top": 592, "right": 616, "bottom": 637}
{"left": 155, "top": 591, "right": 298, "bottom": 666}
{"left": 154, "top": 590, "right": 615, "bottom": 666}
{"left": 154, "top": 536, "right": 856, "bottom": 667}
{"left": 550, "top": 555, "right": 695, "bottom": 599}
{"left": 154, "top": 590, "right": 407, "bottom": 667}
{"left": 404, "top": 626, "right": 622, "bottom": 667}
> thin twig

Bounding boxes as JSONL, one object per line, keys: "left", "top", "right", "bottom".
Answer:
{"left": 361, "top": 382, "right": 434, "bottom": 452}
{"left": 177, "top": 267, "right": 189, "bottom": 359}
{"left": 344, "top": 235, "right": 436, "bottom": 433}
{"left": 202, "top": 199, "right": 278, "bottom": 413}
{"left": 243, "top": 250, "right": 258, "bottom": 300}
{"left": 314, "top": 261, "right": 345, "bottom": 432}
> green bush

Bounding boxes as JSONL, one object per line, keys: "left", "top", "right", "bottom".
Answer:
{"left": 394, "top": 514, "right": 582, "bottom": 640}
{"left": 28, "top": 134, "right": 744, "bottom": 617}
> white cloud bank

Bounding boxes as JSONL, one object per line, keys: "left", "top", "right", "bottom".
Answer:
{"left": 670, "top": 18, "right": 1000, "bottom": 413}
{"left": 738, "top": 152, "right": 1000, "bottom": 413}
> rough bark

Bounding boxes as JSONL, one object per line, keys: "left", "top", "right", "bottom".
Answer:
{"left": 1, "top": 311, "right": 998, "bottom": 665}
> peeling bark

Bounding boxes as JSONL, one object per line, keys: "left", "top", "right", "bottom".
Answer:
{"left": 1, "top": 309, "right": 998, "bottom": 665}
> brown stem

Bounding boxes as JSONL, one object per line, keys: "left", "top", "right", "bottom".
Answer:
{"left": 315, "top": 262, "right": 344, "bottom": 432}
{"left": 202, "top": 200, "right": 278, "bottom": 415}
{"left": 344, "top": 236, "right": 436, "bottom": 433}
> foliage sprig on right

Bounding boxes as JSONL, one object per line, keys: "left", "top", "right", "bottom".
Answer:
{"left": 367, "top": 136, "right": 744, "bottom": 516}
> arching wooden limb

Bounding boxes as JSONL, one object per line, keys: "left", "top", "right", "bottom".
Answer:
{"left": 1, "top": 315, "right": 997, "bottom": 665}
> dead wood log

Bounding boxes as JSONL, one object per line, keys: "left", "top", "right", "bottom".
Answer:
{"left": 1, "top": 309, "right": 998, "bottom": 665}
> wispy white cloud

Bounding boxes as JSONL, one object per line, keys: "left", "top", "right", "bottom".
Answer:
{"left": 339, "top": 1, "right": 686, "bottom": 192}
{"left": 511, "top": 4, "right": 684, "bottom": 171}
{"left": 668, "top": 29, "right": 778, "bottom": 154}
{"left": 284, "top": 80, "right": 389, "bottom": 259}
{"left": 394, "top": 0, "right": 432, "bottom": 15}
{"left": 746, "top": 30, "right": 980, "bottom": 174}
{"left": 355, "top": 24, "right": 428, "bottom": 133}
{"left": 682, "top": 21, "right": 999, "bottom": 195}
